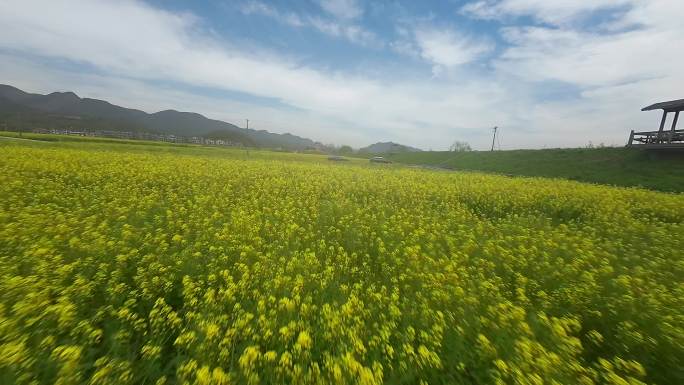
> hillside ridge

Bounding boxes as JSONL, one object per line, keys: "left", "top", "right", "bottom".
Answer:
{"left": 359, "top": 141, "right": 422, "bottom": 153}
{"left": 0, "top": 84, "right": 321, "bottom": 149}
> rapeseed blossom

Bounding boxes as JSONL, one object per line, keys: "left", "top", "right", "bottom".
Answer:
{"left": 0, "top": 143, "right": 682, "bottom": 384}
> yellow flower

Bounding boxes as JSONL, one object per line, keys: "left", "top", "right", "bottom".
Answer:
{"left": 296, "top": 330, "right": 313, "bottom": 349}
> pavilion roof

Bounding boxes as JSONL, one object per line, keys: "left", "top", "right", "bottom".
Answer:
{"left": 642, "top": 99, "right": 684, "bottom": 112}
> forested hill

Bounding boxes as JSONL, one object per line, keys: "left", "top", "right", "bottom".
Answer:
{"left": 0, "top": 84, "right": 321, "bottom": 150}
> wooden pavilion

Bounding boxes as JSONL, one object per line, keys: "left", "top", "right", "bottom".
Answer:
{"left": 628, "top": 99, "right": 684, "bottom": 148}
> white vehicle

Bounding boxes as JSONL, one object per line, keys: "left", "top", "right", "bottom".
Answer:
{"left": 369, "top": 156, "right": 391, "bottom": 163}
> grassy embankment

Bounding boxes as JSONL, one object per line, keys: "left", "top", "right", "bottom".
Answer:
{"left": 381, "top": 147, "right": 684, "bottom": 193}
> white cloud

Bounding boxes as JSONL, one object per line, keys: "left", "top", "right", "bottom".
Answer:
{"left": 316, "top": 0, "right": 363, "bottom": 20}
{"left": 495, "top": 26, "right": 676, "bottom": 88}
{"left": 413, "top": 27, "right": 493, "bottom": 68}
{"left": 240, "top": 1, "right": 378, "bottom": 46}
{"left": 389, "top": 22, "right": 494, "bottom": 76}
{"left": 492, "top": 0, "right": 684, "bottom": 89}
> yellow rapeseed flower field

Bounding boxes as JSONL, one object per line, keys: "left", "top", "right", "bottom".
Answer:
{"left": 0, "top": 142, "right": 682, "bottom": 385}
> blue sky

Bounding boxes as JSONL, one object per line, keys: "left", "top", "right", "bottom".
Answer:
{"left": 0, "top": 0, "right": 682, "bottom": 149}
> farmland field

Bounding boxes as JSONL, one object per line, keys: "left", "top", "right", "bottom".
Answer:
{"left": 1, "top": 138, "right": 683, "bottom": 385}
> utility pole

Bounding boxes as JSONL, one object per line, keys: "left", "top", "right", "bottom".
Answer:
{"left": 245, "top": 119, "right": 250, "bottom": 158}
{"left": 490, "top": 126, "right": 498, "bottom": 151}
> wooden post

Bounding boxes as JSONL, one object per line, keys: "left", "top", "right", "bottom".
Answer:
{"left": 657, "top": 110, "right": 668, "bottom": 142}
{"left": 628, "top": 130, "right": 634, "bottom": 146}
{"left": 669, "top": 111, "right": 680, "bottom": 143}
{"left": 658, "top": 110, "right": 668, "bottom": 131}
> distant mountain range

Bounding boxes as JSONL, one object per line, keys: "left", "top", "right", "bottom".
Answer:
{"left": 359, "top": 141, "right": 422, "bottom": 153}
{"left": 0, "top": 84, "right": 323, "bottom": 150}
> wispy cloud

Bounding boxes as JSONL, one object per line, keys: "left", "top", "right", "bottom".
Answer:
{"left": 390, "top": 22, "right": 494, "bottom": 75}
{"left": 413, "top": 27, "right": 493, "bottom": 68}
{"left": 460, "top": 0, "right": 634, "bottom": 26}
{"left": 316, "top": 0, "right": 363, "bottom": 20}
{"left": 240, "top": 1, "right": 305, "bottom": 27}
{"left": 240, "top": 1, "right": 378, "bottom": 47}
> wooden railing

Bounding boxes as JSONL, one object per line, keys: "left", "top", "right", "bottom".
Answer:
{"left": 628, "top": 129, "right": 684, "bottom": 145}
